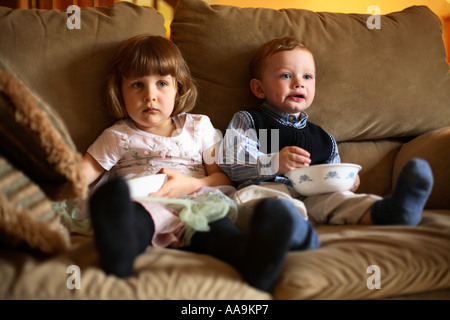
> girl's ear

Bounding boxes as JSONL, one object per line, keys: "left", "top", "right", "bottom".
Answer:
{"left": 250, "top": 78, "right": 266, "bottom": 99}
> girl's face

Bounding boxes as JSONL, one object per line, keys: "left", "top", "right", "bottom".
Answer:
{"left": 121, "top": 74, "right": 177, "bottom": 134}
{"left": 251, "top": 48, "right": 315, "bottom": 117}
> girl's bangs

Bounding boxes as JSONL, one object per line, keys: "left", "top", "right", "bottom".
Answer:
{"left": 120, "top": 44, "right": 178, "bottom": 78}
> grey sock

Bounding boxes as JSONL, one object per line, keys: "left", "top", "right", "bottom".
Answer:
{"left": 371, "top": 158, "right": 433, "bottom": 226}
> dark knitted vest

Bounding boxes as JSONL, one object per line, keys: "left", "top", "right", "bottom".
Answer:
{"left": 245, "top": 107, "right": 334, "bottom": 165}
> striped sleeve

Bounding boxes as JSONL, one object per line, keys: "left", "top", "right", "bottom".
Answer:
{"left": 219, "top": 111, "right": 278, "bottom": 185}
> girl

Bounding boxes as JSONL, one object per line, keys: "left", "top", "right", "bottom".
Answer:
{"left": 81, "top": 34, "right": 294, "bottom": 292}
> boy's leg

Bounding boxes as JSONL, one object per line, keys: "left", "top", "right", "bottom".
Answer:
{"left": 304, "top": 158, "right": 433, "bottom": 226}
{"left": 255, "top": 198, "right": 320, "bottom": 251}
{"left": 89, "top": 177, "right": 154, "bottom": 277}
{"left": 371, "top": 158, "right": 433, "bottom": 225}
{"left": 231, "top": 183, "right": 308, "bottom": 231}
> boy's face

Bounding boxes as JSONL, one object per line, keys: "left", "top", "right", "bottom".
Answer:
{"left": 251, "top": 48, "right": 315, "bottom": 117}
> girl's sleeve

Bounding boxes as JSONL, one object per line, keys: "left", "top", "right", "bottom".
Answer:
{"left": 86, "top": 126, "right": 123, "bottom": 171}
{"left": 199, "top": 115, "right": 222, "bottom": 152}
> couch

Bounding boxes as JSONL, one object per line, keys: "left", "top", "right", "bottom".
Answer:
{"left": 0, "top": 0, "right": 449, "bottom": 300}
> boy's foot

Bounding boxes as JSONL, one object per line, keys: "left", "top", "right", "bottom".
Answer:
{"left": 371, "top": 158, "right": 433, "bottom": 226}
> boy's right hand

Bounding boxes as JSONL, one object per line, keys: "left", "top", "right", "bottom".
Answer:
{"left": 277, "top": 146, "right": 311, "bottom": 175}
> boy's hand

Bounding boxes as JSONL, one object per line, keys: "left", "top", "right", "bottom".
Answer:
{"left": 277, "top": 146, "right": 311, "bottom": 175}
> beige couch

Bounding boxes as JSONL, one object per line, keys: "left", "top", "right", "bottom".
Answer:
{"left": 0, "top": 0, "right": 449, "bottom": 300}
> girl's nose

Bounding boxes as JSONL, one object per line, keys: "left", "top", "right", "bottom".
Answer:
{"left": 144, "top": 88, "right": 156, "bottom": 102}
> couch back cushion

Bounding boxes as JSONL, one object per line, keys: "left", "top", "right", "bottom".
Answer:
{"left": 0, "top": 2, "right": 166, "bottom": 153}
{"left": 171, "top": 0, "right": 450, "bottom": 142}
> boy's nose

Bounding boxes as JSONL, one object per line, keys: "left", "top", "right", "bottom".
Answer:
{"left": 294, "top": 81, "right": 304, "bottom": 89}
{"left": 293, "top": 77, "right": 304, "bottom": 88}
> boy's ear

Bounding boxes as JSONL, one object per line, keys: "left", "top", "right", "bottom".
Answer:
{"left": 250, "top": 78, "right": 266, "bottom": 99}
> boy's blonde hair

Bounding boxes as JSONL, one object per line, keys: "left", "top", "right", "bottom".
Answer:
{"left": 249, "top": 36, "right": 314, "bottom": 80}
{"left": 106, "top": 34, "right": 197, "bottom": 119}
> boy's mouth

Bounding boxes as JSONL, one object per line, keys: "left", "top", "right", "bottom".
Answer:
{"left": 290, "top": 94, "right": 305, "bottom": 100}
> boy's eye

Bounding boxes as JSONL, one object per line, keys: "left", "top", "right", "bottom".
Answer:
{"left": 304, "top": 74, "right": 314, "bottom": 80}
{"left": 280, "top": 73, "right": 291, "bottom": 79}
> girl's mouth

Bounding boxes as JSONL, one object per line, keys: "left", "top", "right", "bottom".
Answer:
{"left": 144, "top": 107, "right": 158, "bottom": 113}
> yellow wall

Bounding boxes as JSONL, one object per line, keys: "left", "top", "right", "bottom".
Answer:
{"left": 205, "top": 0, "right": 450, "bottom": 18}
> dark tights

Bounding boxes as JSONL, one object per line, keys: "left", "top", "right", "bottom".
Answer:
{"left": 89, "top": 177, "right": 297, "bottom": 292}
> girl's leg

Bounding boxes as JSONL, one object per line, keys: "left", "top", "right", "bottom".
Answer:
{"left": 89, "top": 177, "right": 154, "bottom": 277}
{"left": 187, "top": 199, "right": 295, "bottom": 292}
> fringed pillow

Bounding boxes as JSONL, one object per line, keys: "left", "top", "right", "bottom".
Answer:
{"left": 0, "top": 155, "right": 70, "bottom": 253}
{"left": 0, "top": 59, "right": 86, "bottom": 201}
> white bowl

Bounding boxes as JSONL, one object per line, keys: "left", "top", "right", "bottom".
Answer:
{"left": 285, "top": 163, "right": 362, "bottom": 196}
{"left": 126, "top": 174, "right": 167, "bottom": 198}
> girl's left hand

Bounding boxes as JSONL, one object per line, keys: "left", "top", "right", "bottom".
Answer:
{"left": 151, "top": 168, "right": 200, "bottom": 198}
{"left": 349, "top": 174, "right": 360, "bottom": 192}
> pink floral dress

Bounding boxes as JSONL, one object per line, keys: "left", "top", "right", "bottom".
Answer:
{"left": 85, "top": 113, "right": 237, "bottom": 248}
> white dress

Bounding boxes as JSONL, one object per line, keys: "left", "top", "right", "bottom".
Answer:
{"left": 86, "top": 113, "right": 237, "bottom": 248}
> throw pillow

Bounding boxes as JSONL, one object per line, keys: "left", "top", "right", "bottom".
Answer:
{"left": 0, "top": 155, "right": 70, "bottom": 253}
{"left": 0, "top": 60, "right": 86, "bottom": 201}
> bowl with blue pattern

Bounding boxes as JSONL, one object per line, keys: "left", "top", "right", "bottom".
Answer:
{"left": 285, "top": 163, "right": 362, "bottom": 196}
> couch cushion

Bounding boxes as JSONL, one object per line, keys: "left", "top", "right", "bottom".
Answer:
{"left": 171, "top": 0, "right": 450, "bottom": 141}
{"left": 0, "top": 2, "right": 166, "bottom": 154}
{"left": 275, "top": 210, "right": 450, "bottom": 299}
{"left": 0, "top": 155, "right": 70, "bottom": 254}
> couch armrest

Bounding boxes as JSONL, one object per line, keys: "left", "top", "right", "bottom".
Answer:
{"left": 393, "top": 126, "right": 450, "bottom": 209}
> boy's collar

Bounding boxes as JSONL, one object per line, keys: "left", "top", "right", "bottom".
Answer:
{"left": 261, "top": 102, "right": 308, "bottom": 125}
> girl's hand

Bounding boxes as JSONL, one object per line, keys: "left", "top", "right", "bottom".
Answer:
{"left": 350, "top": 174, "right": 360, "bottom": 192}
{"left": 277, "top": 146, "right": 311, "bottom": 175}
{"left": 151, "top": 168, "right": 201, "bottom": 198}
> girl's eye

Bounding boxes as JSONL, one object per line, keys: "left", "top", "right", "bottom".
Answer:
{"left": 132, "top": 82, "right": 143, "bottom": 88}
{"left": 157, "top": 81, "right": 168, "bottom": 87}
